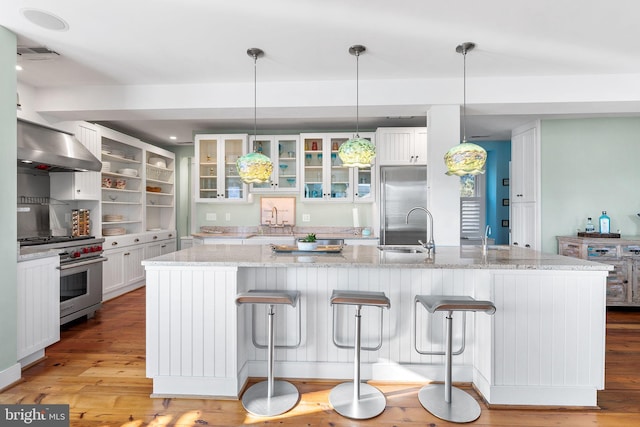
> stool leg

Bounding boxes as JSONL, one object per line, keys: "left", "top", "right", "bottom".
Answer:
{"left": 267, "top": 304, "right": 275, "bottom": 398}
{"left": 329, "top": 305, "right": 386, "bottom": 419}
{"left": 353, "top": 305, "right": 361, "bottom": 401}
{"left": 241, "top": 304, "right": 299, "bottom": 417}
{"left": 417, "top": 311, "right": 482, "bottom": 423}
{"left": 445, "top": 311, "right": 453, "bottom": 403}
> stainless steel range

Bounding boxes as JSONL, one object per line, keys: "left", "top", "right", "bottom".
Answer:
{"left": 19, "top": 235, "right": 106, "bottom": 325}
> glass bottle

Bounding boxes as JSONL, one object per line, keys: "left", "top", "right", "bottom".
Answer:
{"left": 599, "top": 211, "right": 610, "bottom": 234}
{"left": 585, "top": 217, "right": 595, "bottom": 233}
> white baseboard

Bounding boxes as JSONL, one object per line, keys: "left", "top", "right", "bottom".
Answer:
{"left": 0, "top": 363, "right": 21, "bottom": 391}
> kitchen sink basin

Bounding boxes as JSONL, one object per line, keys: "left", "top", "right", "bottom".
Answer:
{"left": 377, "top": 245, "right": 426, "bottom": 254}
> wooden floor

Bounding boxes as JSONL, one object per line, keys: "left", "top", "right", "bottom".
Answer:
{"left": 1, "top": 287, "right": 639, "bottom": 427}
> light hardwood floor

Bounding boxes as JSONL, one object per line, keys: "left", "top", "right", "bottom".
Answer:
{"left": 1, "top": 287, "right": 639, "bottom": 426}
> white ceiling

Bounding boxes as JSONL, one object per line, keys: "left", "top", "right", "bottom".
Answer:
{"left": 4, "top": 0, "right": 640, "bottom": 145}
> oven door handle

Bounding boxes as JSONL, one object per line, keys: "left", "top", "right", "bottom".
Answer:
{"left": 57, "top": 256, "right": 108, "bottom": 270}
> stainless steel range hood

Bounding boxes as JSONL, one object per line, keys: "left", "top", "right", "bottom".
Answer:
{"left": 17, "top": 119, "right": 102, "bottom": 172}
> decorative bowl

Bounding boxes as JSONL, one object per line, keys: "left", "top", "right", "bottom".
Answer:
{"left": 297, "top": 241, "right": 318, "bottom": 251}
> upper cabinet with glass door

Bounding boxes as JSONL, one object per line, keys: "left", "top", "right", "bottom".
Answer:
{"left": 300, "top": 133, "right": 375, "bottom": 203}
{"left": 194, "top": 134, "right": 248, "bottom": 203}
{"left": 249, "top": 135, "right": 299, "bottom": 193}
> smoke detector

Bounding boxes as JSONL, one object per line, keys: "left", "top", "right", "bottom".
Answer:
{"left": 17, "top": 46, "right": 60, "bottom": 61}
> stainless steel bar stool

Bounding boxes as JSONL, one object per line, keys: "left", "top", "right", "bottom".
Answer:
{"left": 235, "top": 290, "right": 301, "bottom": 417}
{"left": 414, "top": 295, "right": 496, "bottom": 423}
{"left": 329, "top": 290, "right": 391, "bottom": 420}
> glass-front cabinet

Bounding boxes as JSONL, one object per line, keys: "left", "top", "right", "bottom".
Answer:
{"left": 194, "top": 134, "right": 248, "bottom": 202}
{"left": 249, "top": 135, "right": 299, "bottom": 193}
{"left": 300, "top": 132, "right": 374, "bottom": 203}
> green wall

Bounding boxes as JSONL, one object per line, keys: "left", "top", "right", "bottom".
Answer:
{"left": 541, "top": 118, "right": 640, "bottom": 253}
{"left": 0, "top": 27, "right": 17, "bottom": 376}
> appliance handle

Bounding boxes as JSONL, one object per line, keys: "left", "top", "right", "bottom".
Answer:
{"left": 57, "top": 256, "right": 107, "bottom": 270}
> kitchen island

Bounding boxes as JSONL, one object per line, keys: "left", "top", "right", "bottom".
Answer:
{"left": 142, "top": 244, "right": 611, "bottom": 407}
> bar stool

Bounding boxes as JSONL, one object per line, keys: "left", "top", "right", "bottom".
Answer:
{"left": 413, "top": 295, "right": 496, "bottom": 423}
{"left": 329, "top": 290, "right": 391, "bottom": 420}
{"left": 235, "top": 290, "right": 301, "bottom": 417}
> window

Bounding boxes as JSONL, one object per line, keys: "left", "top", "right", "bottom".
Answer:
{"left": 460, "top": 174, "right": 486, "bottom": 241}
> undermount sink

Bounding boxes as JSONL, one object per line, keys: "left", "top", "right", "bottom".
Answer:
{"left": 377, "top": 245, "right": 426, "bottom": 254}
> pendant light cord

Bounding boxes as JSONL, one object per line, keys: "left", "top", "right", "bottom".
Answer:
{"left": 355, "top": 49, "right": 360, "bottom": 137}
{"left": 253, "top": 53, "right": 257, "bottom": 141}
{"left": 462, "top": 47, "right": 467, "bottom": 143}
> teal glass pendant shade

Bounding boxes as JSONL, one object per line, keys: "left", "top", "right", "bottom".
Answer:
{"left": 338, "top": 137, "right": 376, "bottom": 168}
{"left": 444, "top": 142, "right": 487, "bottom": 176}
{"left": 236, "top": 152, "right": 273, "bottom": 183}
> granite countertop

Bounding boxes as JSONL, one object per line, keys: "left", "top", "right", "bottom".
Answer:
{"left": 142, "top": 244, "right": 613, "bottom": 271}
{"left": 192, "top": 226, "right": 378, "bottom": 241}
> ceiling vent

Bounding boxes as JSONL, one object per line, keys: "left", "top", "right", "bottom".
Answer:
{"left": 17, "top": 46, "right": 60, "bottom": 61}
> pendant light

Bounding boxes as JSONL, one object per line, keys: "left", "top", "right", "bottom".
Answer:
{"left": 338, "top": 45, "right": 376, "bottom": 168}
{"left": 236, "top": 48, "right": 273, "bottom": 184}
{"left": 444, "top": 42, "right": 487, "bottom": 176}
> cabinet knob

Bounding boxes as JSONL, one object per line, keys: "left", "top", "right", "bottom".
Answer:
{"left": 124, "top": 252, "right": 130, "bottom": 256}
{"left": 153, "top": 236, "right": 158, "bottom": 240}
{"left": 134, "top": 238, "right": 139, "bottom": 243}
{"left": 513, "top": 242, "right": 519, "bottom": 246}
{"left": 525, "top": 244, "right": 531, "bottom": 248}
{"left": 76, "top": 189, "right": 81, "bottom": 193}
{"left": 414, "top": 156, "right": 419, "bottom": 161}
{"left": 112, "top": 241, "right": 118, "bottom": 246}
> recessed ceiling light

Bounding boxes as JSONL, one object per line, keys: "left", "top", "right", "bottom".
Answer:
{"left": 21, "top": 8, "right": 69, "bottom": 31}
{"left": 169, "top": 136, "right": 177, "bottom": 140}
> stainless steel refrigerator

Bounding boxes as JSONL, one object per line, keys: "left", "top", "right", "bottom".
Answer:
{"left": 379, "top": 165, "right": 428, "bottom": 245}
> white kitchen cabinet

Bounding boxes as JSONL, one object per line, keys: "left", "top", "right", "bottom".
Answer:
{"left": 375, "top": 127, "right": 427, "bottom": 165}
{"left": 50, "top": 123, "right": 101, "bottom": 201}
{"left": 103, "top": 242, "right": 146, "bottom": 301}
{"left": 249, "top": 135, "right": 299, "bottom": 193}
{"left": 509, "top": 121, "right": 541, "bottom": 250}
{"left": 300, "top": 133, "right": 375, "bottom": 203}
{"left": 510, "top": 202, "right": 537, "bottom": 249}
{"left": 50, "top": 172, "right": 100, "bottom": 200}
{"left": 144, "top": 232, "right": 177, "bottom": 259}
{"left": 194, "top": 134, "right": 248, "bottom": 202}
{"left": 17, "top": 254, "right": 60, "bottom": 366}
{"left": 511, "top": 122, "right": 539, "bottom": 203}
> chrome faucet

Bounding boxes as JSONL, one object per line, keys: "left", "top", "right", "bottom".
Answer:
{"left": 270, "top": 206, "right": 279, "bottom": 227}
{"left": 405, "top": 207, "right": 435, "bottom": 255}
{"left": 482, "top": 224, "right": 492, "bottom": 254}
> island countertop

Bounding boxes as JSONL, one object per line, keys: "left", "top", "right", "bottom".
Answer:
{"left": 142, "top": 243, "right": 612, "bottom": 271}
